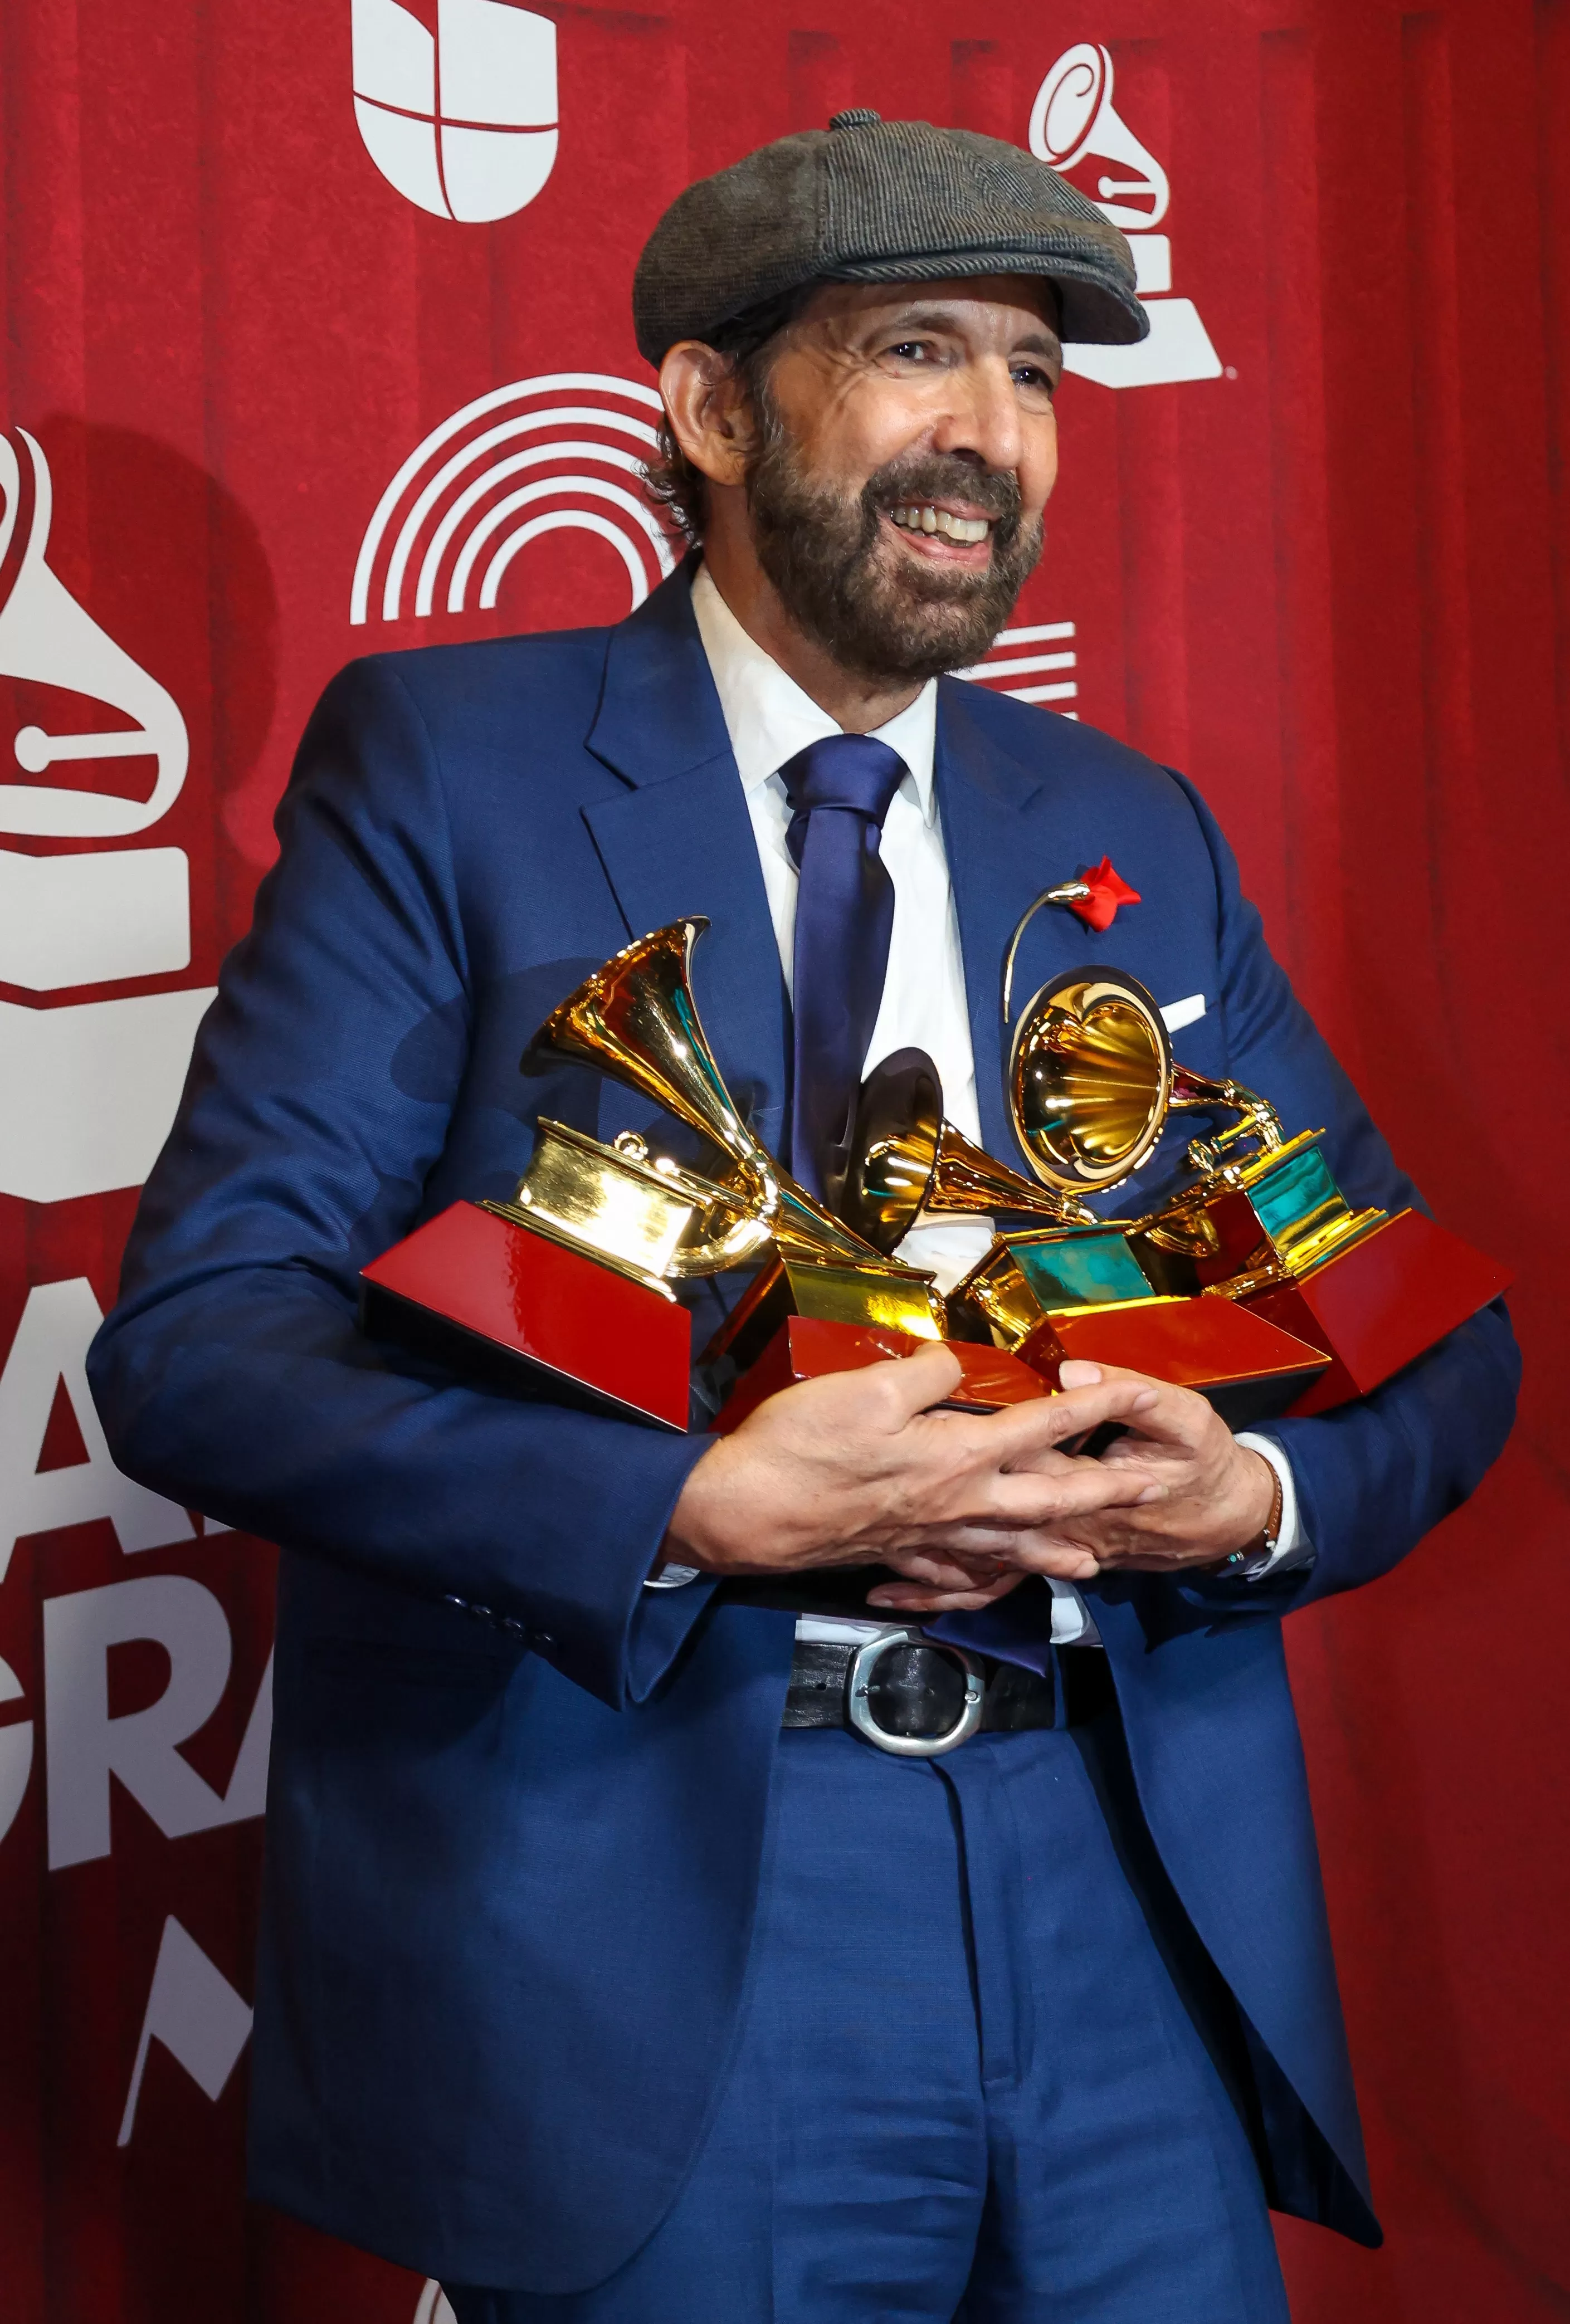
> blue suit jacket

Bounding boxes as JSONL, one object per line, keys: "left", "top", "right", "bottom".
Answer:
{"left": 89, "top": 568, "right": 1518, "bottom": 2292}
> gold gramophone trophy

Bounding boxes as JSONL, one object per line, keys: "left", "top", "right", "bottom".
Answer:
{"left": 838, "top": 1039, "right": 1333, "bottom": 1423}
{"left": 360, "top": 920, "right": 1048, "bottom": 1430}
{"left": 940, "top": 953, "right": 1510, "bottom": 1417}
{"left": 837, "top": 1044, "right": 1096, "bottom": 1249}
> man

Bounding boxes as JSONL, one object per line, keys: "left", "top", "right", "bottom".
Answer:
{"left": 90, "top": 111, "right": 1517, "bottom": 2322}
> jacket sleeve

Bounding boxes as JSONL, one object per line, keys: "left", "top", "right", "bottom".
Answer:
{"left": 87, "top": 657, "right": 716, "bottom": 1710}
{"left": 1167, "top": 771, "right": 1519, "bottom": 1612}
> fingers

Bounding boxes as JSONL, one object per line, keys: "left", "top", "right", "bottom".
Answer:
{"left": 1054, "top": 1360, "right": 1211, "bottom": 1449}
{"left": 695, "top": 1344, "right": 1197, "bottom": 1591}
{"left": 1001, "top": 1536, "right": 1109, "bottom": 1581}
{"left": 737, "top": 1340, "right": 964, "bottom": 1445}
{"left": 876, "top": 1545, "right": 1009, "bottom": 1593}
{"left": 866, "top": 1569, "right": 1028, "bottom": 1614}
{"left": 870, "top": 1340, "right": 965, "bottom": 1422}
{"left": 888, "top": 1526, "right": 1102, "bottom": 1581}
{"left": 977, "top": 1462, "right": 1163, "bottom": 1529}
{"left": 953, "top": 1373, "right": 1161, "bottom": 1466}
{"left": 749, "top": 1348, "right": 1171, "bottom": 1475}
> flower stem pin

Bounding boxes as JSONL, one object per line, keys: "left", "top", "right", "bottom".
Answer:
{"left": 1001, "top": 858, "right": 1143, "bottom": 1021}
{"left": 1048, "top": 856, "right": 1142, "bottom": 934}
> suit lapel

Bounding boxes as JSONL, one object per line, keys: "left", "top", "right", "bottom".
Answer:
{"left": 583, "top": 567, "right": 790, "bottom": 1150}
{"left": 935, "top": 680, "right": 1101, "bottom": 1172}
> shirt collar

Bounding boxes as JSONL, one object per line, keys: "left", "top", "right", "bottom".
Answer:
{"left": 690, "top": 562, "right": 938, "bottom": 824}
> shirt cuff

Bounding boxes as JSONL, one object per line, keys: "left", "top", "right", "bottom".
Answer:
{"left": 1232, "top": 1432, "right": 1314, "bottom": 1578}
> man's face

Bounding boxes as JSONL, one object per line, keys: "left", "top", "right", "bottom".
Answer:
{"left": 742, "top": 276, "right": 1062, "bottom": 683}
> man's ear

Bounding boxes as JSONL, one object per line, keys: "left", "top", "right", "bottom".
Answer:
{"left": 659, "top": 341, "right": 758, "bottom": 489}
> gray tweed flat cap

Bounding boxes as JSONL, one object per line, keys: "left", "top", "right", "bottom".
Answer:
{"left": 633, "top": 108, "right": 1147, "bottom": 364}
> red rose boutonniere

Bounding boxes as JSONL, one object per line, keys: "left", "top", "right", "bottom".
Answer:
{"left": 1045, "top": 856, "right": 1142, "bottom": 934}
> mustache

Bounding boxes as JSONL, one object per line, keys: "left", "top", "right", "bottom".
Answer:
{"left": 862, "top": 455, "right": 1023, "bottom": 531}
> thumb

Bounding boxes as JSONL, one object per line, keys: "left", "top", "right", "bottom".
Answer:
{"left": 879, "top": 1337, "right": 964, "bottom": 1418}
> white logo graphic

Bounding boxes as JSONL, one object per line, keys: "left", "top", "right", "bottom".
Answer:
{"left": 117, "top": 1915, "right": 253, "bottom": 2146}
{"left": 0, "top": 1657, "right": 30, "bottom": 1850}
{"left": 353, "top": 0, "right": 558, "bottom": 223}
{"left": 0, "top": 429, "right": 216, "bottom": 1203}
{"left": 44, "top": 1570, "right": 270, "bottom": 1871}
{"left": 957, "top": 621, "right": 1079, "bottom": 713}
{"left": 0, "top": 1277, "right": 194, "bottom": 1588}
{"left": 0, "top": 1278, "right": 272, "bottom": 1866}
{"left": 353, "top": 373, "right": 675, "bottom": 626}
{"left": 1030, "top": 43, "right": 1221, "bottom": 389}
{"left": 415, "top": 2287, "right": 459, "bottom": 2324}
{"left": 0, "top": 435, "right": 188, "bottom": 841}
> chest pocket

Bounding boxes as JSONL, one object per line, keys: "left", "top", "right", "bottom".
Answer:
{"left": 1164, "top": 991, "right": 1227, "bottom": 1082}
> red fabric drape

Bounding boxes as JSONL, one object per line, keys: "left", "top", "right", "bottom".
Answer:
{"left": 1, "top": 4, "right": 1564, "bottom": 2317}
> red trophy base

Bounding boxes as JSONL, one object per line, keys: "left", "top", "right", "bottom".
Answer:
{"left": 359, "top": 1202, "right": 692, "bottom": 1430}
{"left": 1017, "top": 1295, "right": 1330, "bottom": 1427}
{"left": 710, "top": 1317, "right": 1048, "bottom": 1436}
{"left": 1241, "top": 1208, "right": 1512, "bottom": 1416}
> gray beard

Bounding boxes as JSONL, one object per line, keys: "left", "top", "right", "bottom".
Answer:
{"left": 744, "top": 407, "right": 1044, "bottom": 684}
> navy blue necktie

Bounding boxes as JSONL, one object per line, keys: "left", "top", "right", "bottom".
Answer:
{"left": 778, "top": 733, "right": 906, "bottom": 1205}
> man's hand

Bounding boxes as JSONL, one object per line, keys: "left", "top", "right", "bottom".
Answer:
{"left": 664, "top": 1343, "right": 1167, "bottom": 1610}
{"left": 982, "top": 1358, "right": 1279, "bottom": 1579}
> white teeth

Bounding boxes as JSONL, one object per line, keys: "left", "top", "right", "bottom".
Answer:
{"left": 890, "top": 504, "right": 991, "bottom": 542}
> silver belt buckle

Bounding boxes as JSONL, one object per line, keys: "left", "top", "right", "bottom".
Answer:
{"left": 846, "top": 1629, "right": 986, "bottom": 1758}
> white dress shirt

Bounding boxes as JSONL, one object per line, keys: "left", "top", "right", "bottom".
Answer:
{"left": 690, "top": 567, "right": 993, "bottom": 1298}
{"left": 651, "top": 566, "right": 1307, "bottom": 1635}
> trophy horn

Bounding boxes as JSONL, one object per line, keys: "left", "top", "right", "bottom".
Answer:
{"left": 531, "top": 917, "right": 762, "bottom": 1183}
{"left": 1006, "top": 960, "right": 1284, "bottom": 1199}
{"left": 526, "top": 917, "right": 889, "bottom": 1275}
{"left": 841, "top": 1048, "right": 1094, "bottom": 1255}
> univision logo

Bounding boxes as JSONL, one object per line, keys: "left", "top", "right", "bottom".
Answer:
{"left": 352, "top": 374, "right": 677, "bottom": 625}
{"left": 352, "top": 0, "right": 558, "bottom": 223}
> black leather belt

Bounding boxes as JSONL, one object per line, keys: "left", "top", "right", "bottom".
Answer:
{"left": 784, "top": 1632, "right": 1110, "bottom": 1759}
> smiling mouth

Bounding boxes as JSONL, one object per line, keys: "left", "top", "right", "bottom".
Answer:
{"left": 887, "top": 503, "right": 993, "bottom": 545}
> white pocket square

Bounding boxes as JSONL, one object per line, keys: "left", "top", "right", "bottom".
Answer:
{"left": 1160, "top": 993, "right": 1206, "bottom": 1034}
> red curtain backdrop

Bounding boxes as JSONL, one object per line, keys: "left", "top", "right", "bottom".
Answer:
{"left": 1, "top": 3, "right": 1566, "bottom": 2318}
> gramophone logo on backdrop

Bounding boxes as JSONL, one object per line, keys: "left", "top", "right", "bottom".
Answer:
{"left": 352, "top": 373, "right": 676, "bottom": 625}
{"left": 1030, "top": 42, "right": 1221, "bottom": 388}
{"left": 352, "top": 0, "right": 558, "bottom": 222}
{"left": 0, "top": 430, "right": 214, "bottom": 1204}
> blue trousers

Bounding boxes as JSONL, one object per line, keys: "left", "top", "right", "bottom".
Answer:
{"left": 444, "top": 1716, "right": 1291, "bottom": 2323}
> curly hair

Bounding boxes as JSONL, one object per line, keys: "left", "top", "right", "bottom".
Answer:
{"left": 642, "top": 285, "right": 814, "bottom": 546}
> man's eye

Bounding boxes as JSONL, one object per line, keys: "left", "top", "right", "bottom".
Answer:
{"left": 1013, "top": 363, "right": 1056, "bottom": 396}
{"left": 886, "top": 340, "right": 934, "bottom": 363}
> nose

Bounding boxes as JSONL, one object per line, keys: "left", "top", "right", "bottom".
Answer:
{"left": 929, "top": 354, "right": 1025, "bottom": 477}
